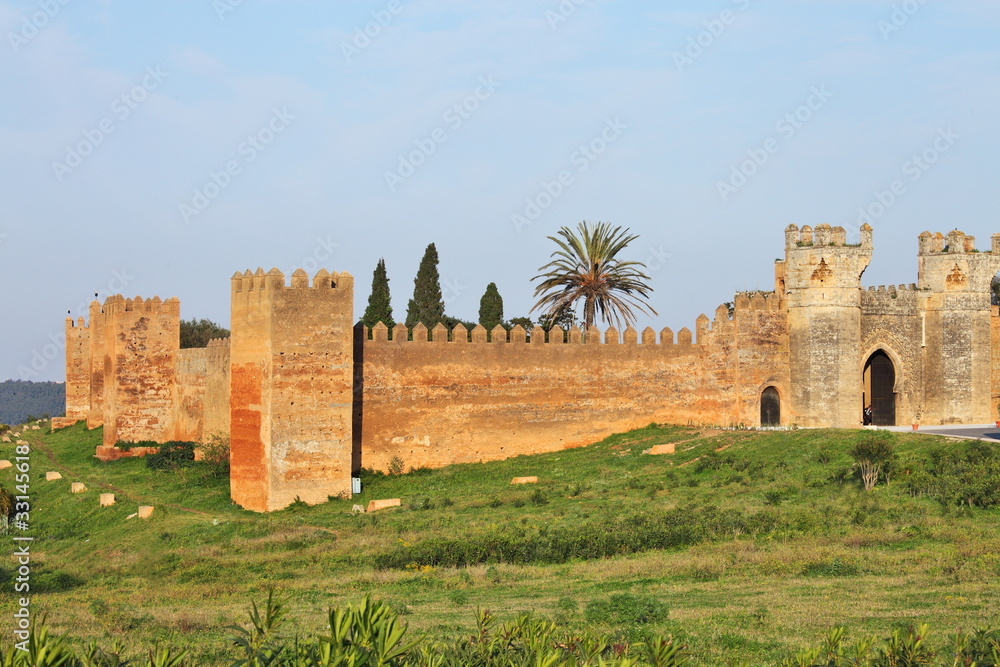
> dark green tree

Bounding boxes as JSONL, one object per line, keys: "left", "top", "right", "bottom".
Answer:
{"left": 405, "top": 243, "right": 445, "bottom": 330}
{"left": 361, "top": 258, "right": 395, "bottom": 333}
{"left": 180, "top": 318, "right": 230, "bottom": 349}
{"left": 538, "top": 307, "right": 576, "bottom": 332}
{"left": 507, "top": 316, "right": 534, "bottom": 331}
{"left": 478, "top": 282, "right": 504, "bottom": 331}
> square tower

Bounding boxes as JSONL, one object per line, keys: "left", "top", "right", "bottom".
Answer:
{"left": 229, "top": 268, "right": 354, "bottom": 512}
{"left": 784, "top": 224, "right": 872, "bottom": 427}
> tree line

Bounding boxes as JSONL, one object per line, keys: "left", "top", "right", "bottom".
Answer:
{"left": 0, "top": 380, "right": 64, "bottom": 425}
{"left": 362, "top": 221, "right": 656, "bottom": 339}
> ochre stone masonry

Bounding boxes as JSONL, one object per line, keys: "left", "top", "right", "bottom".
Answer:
{"left": 57, "top": 226, "right": 1000, "bottom": 512}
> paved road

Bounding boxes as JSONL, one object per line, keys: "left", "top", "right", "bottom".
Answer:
{"left": 880, "top": 424, "right": 1000, "bottom": 441}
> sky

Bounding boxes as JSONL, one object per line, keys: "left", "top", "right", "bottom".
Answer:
{"left": 1, "top": 0, "right": 998, "bottom": 383}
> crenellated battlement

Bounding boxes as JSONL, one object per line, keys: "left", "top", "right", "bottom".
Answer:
{"left": 98, "top": 294, "right": 180, "bottom": 316}
{"left": 367, "top": 321, "right": 709, "bottom": 346}
{"left": 732, "top": 291, "right": 781, "bottom": 313}
{"left": 230, "top": 267, "right": 354, "bottom": 292}
{"left": 918, "top": 229, "right": 1000, "bottom": 255}
{"left": 785, "top": 223, "right": 872, "bottom": 250}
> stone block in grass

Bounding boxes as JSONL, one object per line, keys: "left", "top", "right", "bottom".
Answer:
{"left": 367, "top": 498, "right": 400, "bottom": 512}
{"left": 511, "top": 476, "right": 538, "bottom": 485}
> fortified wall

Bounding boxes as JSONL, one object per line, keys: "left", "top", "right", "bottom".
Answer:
{"left": 56, "top": 226, "right": 1000, "bottom": 512}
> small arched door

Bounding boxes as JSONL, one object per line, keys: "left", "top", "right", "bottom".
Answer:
{"left": 864, "top": 351, "right": 896, "bottom": 426}
{"left": 761, "top": 387, "right": 780, "bottom": 427}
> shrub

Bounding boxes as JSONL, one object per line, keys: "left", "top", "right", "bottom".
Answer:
{"left": 851, "top": 432, "right": 895, "bottom": 491}
{"left": 146, "top": 441, "right": 196, "bottom": 470}
{"left": 200, "top": 432, "right": 230, "bottom": 477}
{"left": 905, "top": 440, "right": 1000, "bottom": 509}
{"left": 409, "top": 497, "right": 434, "bottom": 511}
{"left": 388, "top": 456, "right": 405, "bottom": 476}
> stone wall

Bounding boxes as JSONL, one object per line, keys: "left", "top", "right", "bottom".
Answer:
{"left": 173, "top": 347, "right": 206, "bottom": 442}
{"left": 860, "top": 286, "right": 924, "bottom": 426}
{"left": 203, "top": 338, "right": 231, "bottom": 440}
{"left": 56, "top": 226, "right": 1000, "bottom": 512}
{"left": 357, "top": 294, "right": 789, "bottom": 472}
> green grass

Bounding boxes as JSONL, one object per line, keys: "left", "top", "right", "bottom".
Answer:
{"left": 1, "top": 422, "right": 999, "bottom": 665}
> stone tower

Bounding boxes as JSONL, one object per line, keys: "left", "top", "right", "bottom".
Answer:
{"left": 229, "top": 268, "right": 355, "bottom": 512}
{"left": 63, "top": 317, "right": 90, "bottom": 424}
{"left": 96, "top": 295, "right": 181, "bottom": 456}
{"left": 784, "top": 223, "right": 872, "bottom": 427}
{"left": 916, "top": 230, "right": 1000, "bottom": 423}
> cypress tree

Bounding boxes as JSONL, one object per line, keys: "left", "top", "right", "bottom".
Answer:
{"left": 405, "top": 243, "right": 445, "bottom": 329}
{"left": 361, "top": 258, "right": 395, "bottom": 333}
{"left": 478, "top": 282, "right": 504, "bottom": 331}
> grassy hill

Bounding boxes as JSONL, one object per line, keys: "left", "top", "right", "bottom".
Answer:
{"left": 1, "top": 423, "right": 998, "bottom": 664}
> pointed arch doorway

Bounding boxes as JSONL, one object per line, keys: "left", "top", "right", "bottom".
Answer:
{"left": 760, "top": 387, "right": 780, "bottom": 427}
{"left": 863, "top": 351, "right": 896, "bottom": 426}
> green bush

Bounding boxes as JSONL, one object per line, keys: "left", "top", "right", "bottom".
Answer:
{"left": 199, "top": 432, "right": 230, "bottom": 478}
{"left": 851, "top": 432, "right": 896, "bottom": 491}
{"left": 904, "top": 440, "right": 1000, "bottom": 508}
{"left": 146, "top": 441, "right": 196, "bottom": 470}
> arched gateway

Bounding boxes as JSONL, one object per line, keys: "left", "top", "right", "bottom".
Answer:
{"left": 863, "top": 351, "right": 896, "bottom": 426}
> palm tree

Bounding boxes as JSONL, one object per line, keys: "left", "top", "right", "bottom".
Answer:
{"left": 530, "top": 221, "right": 657, "bottom": 331}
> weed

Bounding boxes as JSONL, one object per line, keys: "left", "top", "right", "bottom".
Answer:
{"left": 388, "top": 456, "right": 406, "bottom": 476}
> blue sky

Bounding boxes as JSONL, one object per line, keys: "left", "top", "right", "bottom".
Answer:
{"left": 1, "top": 0, "right": 998, "bottom": 382}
